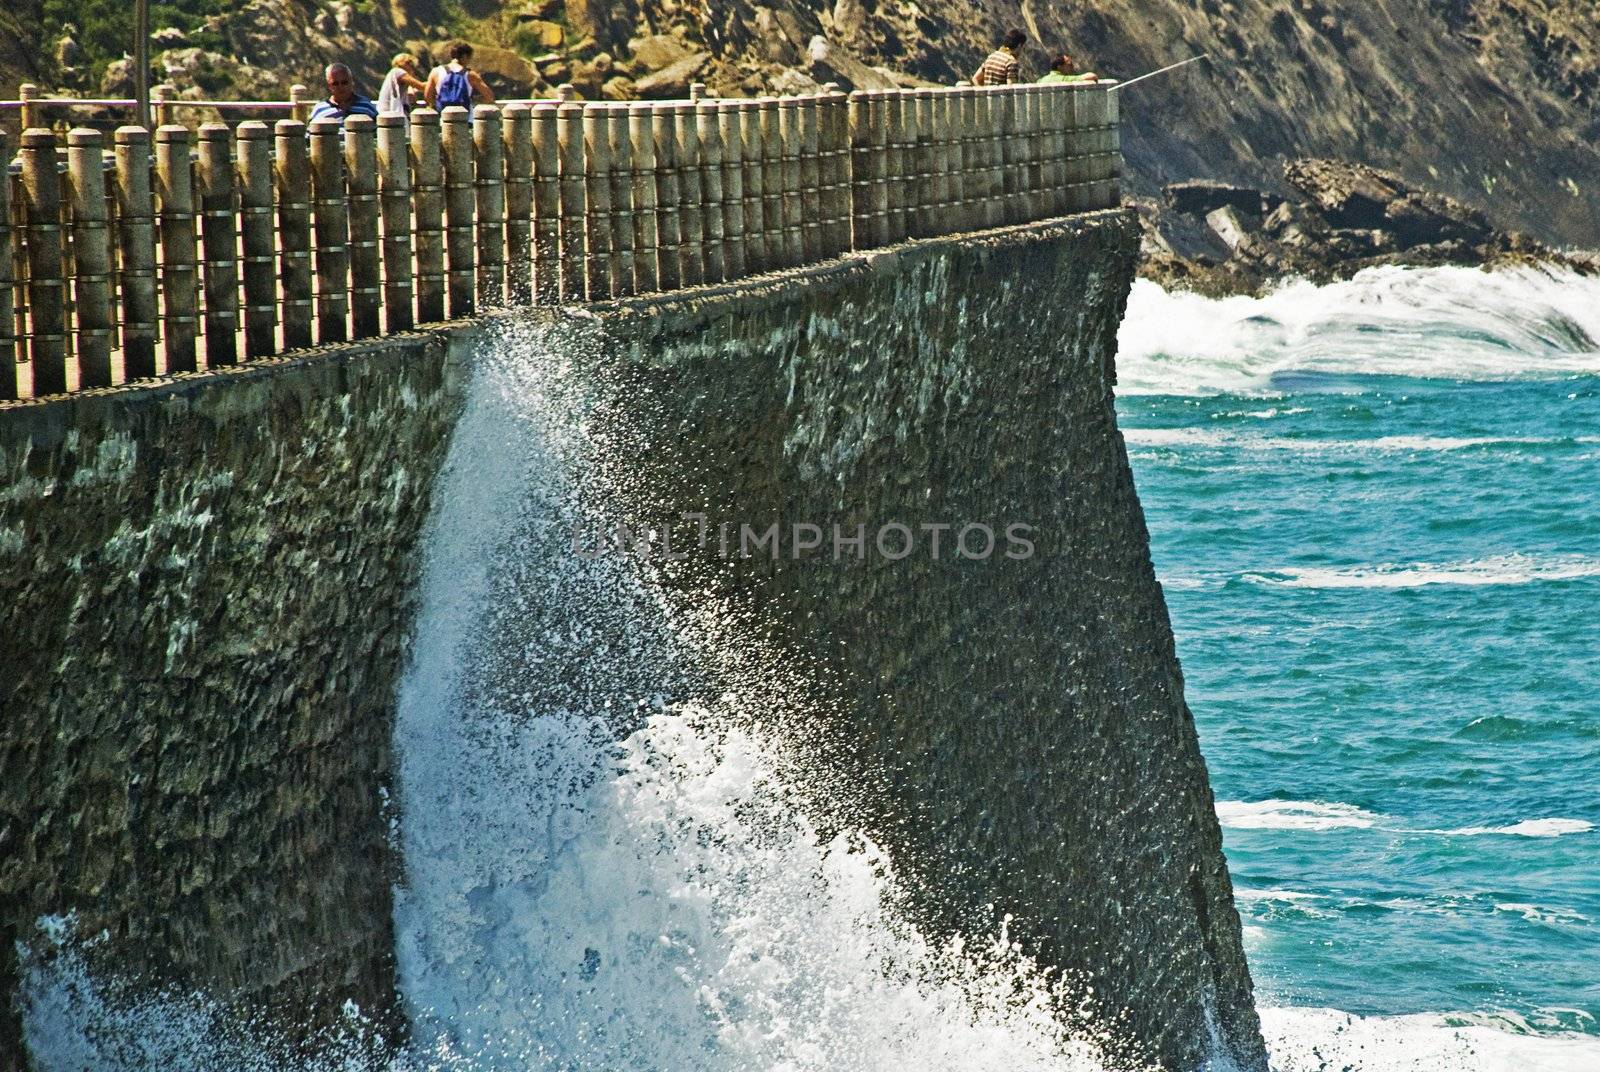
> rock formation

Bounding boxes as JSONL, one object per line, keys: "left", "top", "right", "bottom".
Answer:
{"left": 3, "top": 1, "right": 1596, "bottom": 250}
{"left": 1139, "top": 158, "right": 1599, "bottom": 295}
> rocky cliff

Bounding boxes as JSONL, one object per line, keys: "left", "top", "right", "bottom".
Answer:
{"left": 6, "top": 0, "right": 1596, "bottom": 250}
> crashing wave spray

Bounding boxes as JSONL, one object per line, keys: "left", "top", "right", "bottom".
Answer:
{"left": 389, "top": 315, "right": 1132, "bottom": 1071}
{"left": 1116, "top": 263, "right": 1600, "bottom": 396}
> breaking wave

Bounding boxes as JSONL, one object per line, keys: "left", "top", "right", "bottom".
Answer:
{"left": 1117, "top": 265, "right": 1600, "bottom": 395}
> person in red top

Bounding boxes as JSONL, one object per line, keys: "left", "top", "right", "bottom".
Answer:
{"left": 973, "top": 28, "right": 1028, "bottom": 85}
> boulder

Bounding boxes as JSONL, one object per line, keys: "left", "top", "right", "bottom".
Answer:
{"left": 601, "top": 75, "right": 637, "bottom": 100}
{"left": 633, "top": 50, "right": 710, "bottom": 97}
{"left": 629, "top": 33, "right": 696, "bottom": 71}
{"left": 1284, "top": 158, "right": 1493, "bottom": 249}
{"left": 100, "top": 57, "right": 135, "bottom": 97}
{"left": 805, "top": 35, "right": 898, "bottom": 91}
{"left": 1165, "top": 180, "right": 1283, "bottom": 219}
{"left": 517, "top": 20, "right": 565, "bottom": 48}
{"left": 1205, "top": 206, "right": 1252, "bottom": 252}
{"left": 770, "top": 67, "right": 822, "bottom": 95}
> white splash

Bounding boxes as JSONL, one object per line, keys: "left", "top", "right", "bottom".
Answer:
{"left": 1261, "top": 1006, "right": 1600, "bottom": 1072}
{"left": 1117, "top": 265, "right": 1600, "bottom": 396}
{"left": 389, "top": 316, "right": 1127, "bottom": 1071}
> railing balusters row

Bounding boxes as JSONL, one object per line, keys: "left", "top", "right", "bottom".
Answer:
{"left": 0, "top": 84, "right": 1119, "bottom": 399}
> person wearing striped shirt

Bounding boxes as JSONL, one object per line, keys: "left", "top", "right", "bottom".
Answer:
{"left": 973, "top": 28, "right": 1028, "bottom": 86}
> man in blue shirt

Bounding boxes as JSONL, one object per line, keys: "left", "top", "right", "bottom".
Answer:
{"left": 309, "top": 64, "right": 379, "bottom": 124}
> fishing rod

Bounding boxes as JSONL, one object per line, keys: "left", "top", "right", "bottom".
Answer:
{"left": 1110, "top": 54, "right": 1210, "bottom": 91}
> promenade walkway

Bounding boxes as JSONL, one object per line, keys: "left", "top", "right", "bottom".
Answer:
{"left": 0, "top": 83, "right": 1120, "bottom": 400}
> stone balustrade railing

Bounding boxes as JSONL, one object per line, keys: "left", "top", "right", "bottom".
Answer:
{"left": 0, "top": 83, "right": 1120, "bottom": 400}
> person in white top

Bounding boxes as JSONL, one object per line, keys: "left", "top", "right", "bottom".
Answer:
{"left": 377, "top": 54, "right": 426, "bottom": 116}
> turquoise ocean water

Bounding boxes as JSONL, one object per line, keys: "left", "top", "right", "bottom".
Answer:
{"left": 1118, "top": 265, "right": 1600, "bottom": 1070}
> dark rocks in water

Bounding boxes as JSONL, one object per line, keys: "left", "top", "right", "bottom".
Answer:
{"left": 1164, "top": 180, "right": 1285, "bottom": 221}
{"left": 1283, "top": 158, "right": 1493, "bottom": 247}
{"left": 1141, "top": 156, "right": 1596, "bottom": 296}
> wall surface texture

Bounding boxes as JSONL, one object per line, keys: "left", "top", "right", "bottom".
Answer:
{"left": 572, "top": 209, "right": 1266, "bottom": 1071}
{"left": 0, "top": 335, "right": 466, "bottom": 1068}
{"left": 0, "top": 212, "right": 1264, "bottom": 1071}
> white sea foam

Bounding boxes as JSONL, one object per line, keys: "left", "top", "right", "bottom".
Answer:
{"left": 1123, "top": 426, "right": 1600, "bottom": 454}
{"left": 1220, "top": 800, "right": 1595, "bottom": 843}
{"left": 1117, "top": 264, "right": 1600, "bottom": 396}
{"left": 1215, "top": 800, "right": 1382, "bottom": 831}
{"left": 1243, "top": 554, "right": 1600, "bottom": 590}
{"left": 1492, "top": 903, "right": 1593, "bottom": 926}
{"left": 1261, "top": 1006, "right": 1600, "bottom": 1072}
{"left": 1446, "top": 818, "right": 1595, "bottom": 838}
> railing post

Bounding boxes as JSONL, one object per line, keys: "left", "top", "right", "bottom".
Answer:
{"left": 274, "top": 119, "right": 314, "bottom": 348}
{"left": 309, "top": 117, "right": 350, "bottom": 343}
{"left": 760, "top": 99, "right": 786, "bottom": 266}
{"left": 908, "top": 90, "right": 931, "bottom": 237}
{"left": 673, "top": 101, "right": 704, "bottom": 287}
{"left": 531, "top": 103, "right": 561, "bottom": 303}
{"left": 952, "top": 88, "right": 973, "bottom": 231}
{"left": 290, "top": 84, "right": 312, "bottom": 124}
{"left": 606, "top": 104, "right": 636, "bottom": 296}
{"left": 738, "top": 99, "right": 766, "bottom": 272}
{"left": 798, "top": 96, "right": 822, "bottom": 261}
{"left": 650, "top": 102, "right": 680, "bottom": 291}
{"left": 18, "top": 85, "right": 40, "bottom": 134}
{"left": 503, "top": 103, "right": 534, "bottom": 303}
{"left": 1046, "top": 86, "right": 1069, "bottom": 216}
{"left": 376, "top": 113, "right": 415, "bottom": 331}
{"left": 824, "top": 90, "right": 852, "bottom": 256}
{"left": 716, "top": 100, "right": 745, "bottom": 280}
{"left": 982, "top": 90, "right": 1005, "bottom": 228}
{"left": 953, "top": 89, "right": 979, "bottom": 232}
{"left": 581, "top": 103, "right": 613, "bottom": 300}
{"left": 1028, "top": 84, "right": 1047, "bottom": 220}
{"left": 1070, "top": 86, "right": 1101, "bottom": 212}
{"left": 1105, "top": 84, "right": 1122, "bottom": 207}
{"left": 196, "top": 123, "right": 240, "bottom": 365}
{"left": 236, "top": 121, "right": 278, "bottom": 357}
{"left": 154, "top": 124, "right": 198, "bottom": 372}
{"left": 472, "top": 105, "right": 505, "bottom": 309}
{"left": 775, "top": 98, "right": 803, "bottom": 265}
{"left": 861, "top": 91, "right": 890, "bottom": 248}
{"left": 695, "top": 100, "right": 725, "bottom": 283}
{"left": 0, "top": 131, "right": 15, "bottom": 398}
{"left": 153, "top": 84, "right": 177, "bottom": 129}
{"left": 344, "top": 114, "right": 382, "bottom": 338}
{"left": 556, "top": 100, "right": 587, "bottom": 302}
{"left": 19, "top": 129, "right": 66, "bottom": 392}
{"left": 440, "top": 106, "right": 475, "bottom": 317}
{"left": 689, "top": 83, "right": 707, "bottom": 102}
{"left": 112, "top": 127, "right": 158, "bottom": 377}
{"left": 886, "top": 90, "right": 910, "bottom": 242}
{"left": 628, "top": 103, "right": 658, "bottom": 294}
{"left": 66, "top": 128, "right": 115, "bottom": 387}
{"left": 410, "top": 108, "right": 446, "bottom": 322}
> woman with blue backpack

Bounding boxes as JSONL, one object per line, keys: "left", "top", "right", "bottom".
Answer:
{"left": 425, "top": 42, "right": 497, "bottom": 114}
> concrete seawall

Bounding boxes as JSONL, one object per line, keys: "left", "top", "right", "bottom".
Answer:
{"left": 0, "top": 211, "right": 1265, "bottom": 1070}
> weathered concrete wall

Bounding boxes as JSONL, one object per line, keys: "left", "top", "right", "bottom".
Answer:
{"left": 570, "top": 209, "right": 1267, "bottom": 1071}
{"left": 0, "top": 212, "right": 1264, "bottom": 1070}
{"left": 0, "top": 335, "right": 467, "bottom": 1068}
